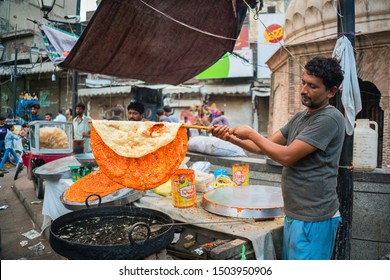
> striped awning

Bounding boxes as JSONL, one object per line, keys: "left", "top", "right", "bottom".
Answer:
{"left": 200, "top": 83, "right": 252, "bottom": 95}
{"left": 0, "top": 61, "right": 56, "bottom": 76}
{"left": 78, "top": 86, "right": 132, "bottom": 97}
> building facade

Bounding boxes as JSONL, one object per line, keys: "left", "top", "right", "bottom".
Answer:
{"left": 267, "top": 0, "right": 390, "bottom": 168}
{"left": 0, "top": 0, "right": 78, "bottom": 120}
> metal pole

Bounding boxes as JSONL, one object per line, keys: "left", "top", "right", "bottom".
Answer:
{"left": 334, "top": 0, "right": 355, "bottom": 260}
{"left": 12, "top": 46, "right": 18, "bottom": 120}
{"left": 71, "top": 0, "right": 81, "bottom": 117}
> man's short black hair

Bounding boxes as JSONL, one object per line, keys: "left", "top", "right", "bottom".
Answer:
{"left": 156, "top": 109, "right": 164, "bottom": 116}
{"left": 304, "top": 57, "right": 344, "bottom": 90}
{"left": 0, "top": 116, "right": 5, "bottom": 121}
{"left": 76, "top": 103, "right": 86, "bottom": 110}
{"left": 163, "top": 105, "right": 172, "bottom": 113}
{"left": 127, "top": 102, "right": 145, "bottom": 114}
{"left": 31, "top": 104, "right": 40, "bottom": 109}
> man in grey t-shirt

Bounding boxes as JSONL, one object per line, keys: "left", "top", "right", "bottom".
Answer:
{"left": 209, "top": 57, "right": 345, "bottom": 260}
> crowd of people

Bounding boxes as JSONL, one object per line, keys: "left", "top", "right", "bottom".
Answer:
{"left": 0, "top": 99, "right": 225, "bottom": 173}
{"left": 0, "top": 101, "right": 185, "bottom": 168}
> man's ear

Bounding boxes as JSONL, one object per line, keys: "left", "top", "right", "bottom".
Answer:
{"left": 328, "top": 86, "right": 339, "bottom": 98}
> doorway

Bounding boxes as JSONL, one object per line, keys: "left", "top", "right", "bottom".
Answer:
{"left": 356, "top": 79, "right": 384, "bottom": 168}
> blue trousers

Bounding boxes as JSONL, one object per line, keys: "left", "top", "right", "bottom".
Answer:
{"left": 282, "top": 215, "right": 341, "bottom": 260}
{"left": 0, "top": 148, "right": 19, "bottom": 169}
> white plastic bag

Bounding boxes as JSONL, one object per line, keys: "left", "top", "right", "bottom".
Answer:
{"left": 191, "top": 161, "right": 211, "bottom": 173}
{"left": 188, "top": 136, "right": 247, "bottom": 157}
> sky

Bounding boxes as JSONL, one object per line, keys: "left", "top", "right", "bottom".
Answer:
{"left": 80, "top": 0, "right": 98, "bottom": 21}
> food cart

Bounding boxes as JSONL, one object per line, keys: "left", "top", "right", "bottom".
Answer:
{"left": 22, "top": 121, "right": 74, "bottom": 199}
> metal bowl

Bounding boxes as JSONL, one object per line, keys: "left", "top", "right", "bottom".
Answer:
{"left": 74, "top": 153, "right": 98, "bottom": 167}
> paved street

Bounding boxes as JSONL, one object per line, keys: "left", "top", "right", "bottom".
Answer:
{"left": 0, "top": 165, "right": 64, "bottom": 260}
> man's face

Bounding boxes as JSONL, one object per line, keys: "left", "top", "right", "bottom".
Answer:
{"left": 76, "top": 107, "right": 84, "bottom": 116}
{"left": 45, "top": 115, "right": 52, "bottom": 121}
{"left": 0, "top": 119, "right": 5, "bottom": 126}
{"left": 300, "top": 72, "right": 336, "bottom": 111}
{"left": 127, "top": 110, "right": 143, "bottom": 121}
{"left": 31, "top": 107, "right": 39, "bottom": 115}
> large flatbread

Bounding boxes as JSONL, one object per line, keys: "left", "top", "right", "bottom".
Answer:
{"left": 91, "top": 120, "right": 182, "bottom": 158}
{"left": 90, "top": 121, "right": 188, "bottom": 190}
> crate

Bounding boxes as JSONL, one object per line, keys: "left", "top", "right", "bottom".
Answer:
{"left": 29, "top": 121, "right": 73, "bottom": 154}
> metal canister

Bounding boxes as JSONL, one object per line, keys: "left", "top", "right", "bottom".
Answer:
{"left": 171, "top": 169, "right": 196, "bottom": 208}
{"left": 232, "top": 164, "right": 249, "bottom": 186}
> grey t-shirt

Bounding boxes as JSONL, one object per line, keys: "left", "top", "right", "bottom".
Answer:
{"left": 279, "top": 105, "right": 345, "bottom": 221}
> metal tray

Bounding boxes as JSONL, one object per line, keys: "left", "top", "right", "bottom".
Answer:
{"left": 201, "top": 185, "right": 284, "bottom": 219}
{"left": 60, "top": 188, "right": 143, "bottom": 210}
{"left": 74, "top": 153, "right": 98, "bottom": 167}
{"left": 34, "top": 156, "right": 80, "bottom": 180}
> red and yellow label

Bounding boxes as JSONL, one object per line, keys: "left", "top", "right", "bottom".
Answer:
{"left": 171, "top": 169, "right": 196, "bottom": 208}
{"left": 232, "top": 164, "right": 249, "bottom": 186}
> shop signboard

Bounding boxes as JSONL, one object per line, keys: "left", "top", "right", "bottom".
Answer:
{"left": 257, "top": 13, "right": 285, "bottom": 79}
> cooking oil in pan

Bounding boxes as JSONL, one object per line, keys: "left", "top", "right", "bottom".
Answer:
{"left": 171, "top": 169, "right": 196, "bottom": 208}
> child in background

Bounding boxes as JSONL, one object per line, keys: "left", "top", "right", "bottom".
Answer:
{"left": 0, "top": 124, "right": 20, "bottom": 171}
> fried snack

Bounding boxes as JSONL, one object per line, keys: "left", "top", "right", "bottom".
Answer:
{"left": 64, "top": 171, "right": 126, "bottom": 202}
{"left": 90, "top": 124, "right": 188, "bottom": 191}
{"left": 91, "top": 120, "right": 182, "bottom": 158}
{"left": 39, "top": 127, "right": 69, "bottom": 149}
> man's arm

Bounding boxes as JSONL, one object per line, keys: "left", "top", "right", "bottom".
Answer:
{"left": 210, "top": 125, "right": 317, "bottom": 166}
{"left": 244, "top": 130, "right": 317, "bottom": 166}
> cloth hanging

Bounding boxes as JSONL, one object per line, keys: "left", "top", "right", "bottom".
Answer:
{"left": 38, "top": 23, "right": 79, "bottom": 65}
{"left": 332, "top": 35, "right": 362, "bottom": 135}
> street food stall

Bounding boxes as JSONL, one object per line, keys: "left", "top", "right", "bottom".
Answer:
{"left": 22, "top": 121, "right": 74, "bottom": 199}
{"left": 35, "top": 121, "right": 284, "bottom": 260}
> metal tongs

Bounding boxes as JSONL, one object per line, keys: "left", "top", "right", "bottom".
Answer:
{"left": 149, "top": 218, "right": 274, "bottom": 233}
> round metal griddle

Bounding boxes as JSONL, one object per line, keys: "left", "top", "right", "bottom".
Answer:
{"left": 61, "top": 188, "right": 143, "bottom": 210}
{"left": 202, "top": 185, "right": 284, "bottom": 219}
{"left": 34, "top": 156, "right": 80, "bottom": 180}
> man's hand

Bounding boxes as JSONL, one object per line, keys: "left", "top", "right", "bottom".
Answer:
{"left": 232, "top": 125, "right": 255, "bottom": 140}
{"left": 207, "top": 125, "right": 232, "bottom": 141}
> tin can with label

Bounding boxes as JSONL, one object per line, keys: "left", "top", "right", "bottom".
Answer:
{"left": 171, "top": 169, "right": 196, "bottom": 208}
{"left": 232, "top": 164, "right": 249, "bottom": 186}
